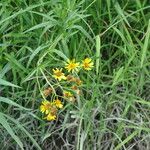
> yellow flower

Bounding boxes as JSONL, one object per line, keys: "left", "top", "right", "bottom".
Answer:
{"left": 82, "top": 58, "right": 94, "bottom": 70}
{"left": 40, "top": 100, "right": 52, "bottom": 114}
{"left": 45, "top": 113, "right": 56, "bottom": 121}
{"left": 65, "top": 59, "right": 80, "bottom": 72}
{"left": 54, "top": 99, "right": 63, "bottom": 109}
{"left": 52, "top": 68, "right": 66, "bottom": 81}
{"left": 63, "top": 91, "right": 73, "bottom": 98}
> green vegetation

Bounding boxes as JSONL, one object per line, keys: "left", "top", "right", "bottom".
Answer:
{"left": 0, "top": 0, "right": 150, "bottom": 149}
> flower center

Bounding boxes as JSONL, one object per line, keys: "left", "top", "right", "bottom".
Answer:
{"left": 84, "top": 63, "right": 89, "bottom": 68}
{"left": 55, "top": 71, "right": 62, "bottom": 77}
{"left": 45, "top": 103, "right": 51, "bottom": 109}
{"left": 69, "top": 63, "right": 76, "bottom": 69}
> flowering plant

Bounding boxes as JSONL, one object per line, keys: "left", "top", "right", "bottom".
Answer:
{"left": 40, "top": 58, "right": 94, "bottom": 121}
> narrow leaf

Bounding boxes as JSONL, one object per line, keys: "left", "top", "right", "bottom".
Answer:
{"left": 0, "top": 78, "right": 20, "bottom": 88}
{"left": 0, "top": 113, "right": 24, "bottom": 150}
{"left": 141, "top": 20, "right": 150, "bottom": 67}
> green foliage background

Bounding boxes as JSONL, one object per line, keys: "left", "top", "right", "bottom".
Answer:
{"left": 0, "top": 0, "right": 150, "bottom": 149}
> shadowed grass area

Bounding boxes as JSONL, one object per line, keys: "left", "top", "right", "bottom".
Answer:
{"left": 0, "top": 0, "right": 150, "bottom": 149}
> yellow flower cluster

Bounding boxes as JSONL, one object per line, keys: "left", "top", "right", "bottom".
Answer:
{"left": 40, "top": 99, "right": 63, "bottom": 121}
{"left": 65, "top": 58, "right": 93, "bottom": 72}
{"left": 39, "top": 58, "right": 94, "bottom": 121}
{"left": 52, "top": 58, "right": 93, "bottom": 81}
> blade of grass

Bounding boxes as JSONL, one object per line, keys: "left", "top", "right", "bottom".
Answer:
{"left": 0, "top": 97, "right": 30, "bottom": 110}
{"left": 112, "top": 67, "right": 124, "bottom": 86}
{"left": 5, "top": 53, "right": 28, "bottom": 73}
{"left": 0, "top": 78, "right": 20, "bottom": 88}
{"left": 96, "top": 35, "right": 101, "bottom": 75}
{"left": 0, "top": 112, "right": 24, "bottom": 150}
{"left": 140, "top": 20, "right": 150, "bottom": 68}
{"left": 114, "top": 130, "right": 139, "bottom": 150}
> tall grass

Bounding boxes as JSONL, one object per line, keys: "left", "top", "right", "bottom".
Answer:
{"left": 0, "top": 0, "right": 150, "bottom": 149}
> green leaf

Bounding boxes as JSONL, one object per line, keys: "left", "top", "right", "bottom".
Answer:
{"left": 0, "top": 78, "right": 20, "bottom": 88}
{"left": 114, "top": 2, "right": 131, "bottom": 27}
{"left": 53, "top": 49, "right": 68, "bottom": 61}
{"left": 0, "top": 2, "right": 52, "bottom": 26}
{"left": 112, "top": 67, "right": 124, "bottom": 86}
{"left": 71, "top": 25, "right": 93, "bottom": 43}
{"left": 141, "top": 20, "right": 150, "bottom": 67}
{"left": 0, "top": 97, "right": 30, "bottom": 110}
{"left": 27, "top": 45, "right": 49, "bottom": 67}
{"left": 96, "top": 35, "right": 101, "bottom": 75}
{"left": 5, "top": 53, "right": 27, "bottom": 73}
